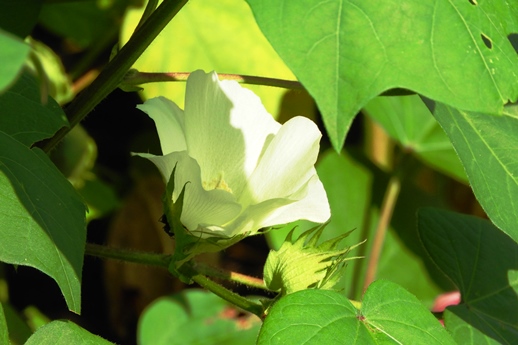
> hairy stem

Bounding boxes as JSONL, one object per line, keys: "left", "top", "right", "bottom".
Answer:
{"left": 122, "top": 71, "right": 304, "bottom": 90}
{"left": 190, "top": 274, "right": 264, "bottom": 318}
{"left": 194, "top": 262, "right": 268, "bottom": 291}
{"left": 85, "top": 243, "right": 170, "bottom": 268}
{"left": 40, "top": 0, "right": 188, "bottom": 153}
{"left": 85, "top": 243, "right": 267, "bottom": 317}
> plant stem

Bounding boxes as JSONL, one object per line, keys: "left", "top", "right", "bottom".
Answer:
{"left": 122, "top": 71, "right": 304, "bottom": 90}
{"left": 193, "top": 262, "right": 268, "bottom": 291}
{"left": 190, "top": 274, "right": 264, "bottom": 318}
{"left": 135, "top": 0, "right": 159, "bottom": 32}
{"left": 40, "top": 0, "right": 189, "bottom": 153}
{"left": 85, "top": 243, "right": 170, "bottom": 268}
{"left": 362, "top": 155, "right": 408, "bottom": 292}
{"left": 85, "top": 243, "right": 267, "bottom": 317}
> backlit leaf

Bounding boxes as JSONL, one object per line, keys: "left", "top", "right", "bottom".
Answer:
{"left": 247, "top": 0, "right": 518, "bottom": 150}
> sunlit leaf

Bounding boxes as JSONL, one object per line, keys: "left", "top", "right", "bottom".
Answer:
{"left": 247, "top": 0, "right": 518, "bottom": 150}
{"left": 433, "top": 103, "right": 518, "bottom": 243}
{"left": 258, "top": 281, "right": 455, "bottom": 344}
{"left": 418, "top": 208, "right": 518, "bottom": 344}
{"left": 121, "top": 0, "right": 296, "bottom": 118}
{"left": 0, "top": 133, "right": 86, "bottom": 313}
{"left": 138, "top": 289, "right": 260, "bottom": 345}
{"left": 25, "top": 320, "right": 115, "bottom": 345}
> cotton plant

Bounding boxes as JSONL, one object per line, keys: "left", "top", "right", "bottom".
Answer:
{"left": 131, "top": 70, "right": 361, "bottom": 301}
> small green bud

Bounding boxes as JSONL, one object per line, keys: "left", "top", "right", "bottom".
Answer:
{"left": 264, "top": 224, "right": 364, "bottom": 295}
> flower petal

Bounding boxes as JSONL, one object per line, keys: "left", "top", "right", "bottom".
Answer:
{"left": 228, "top": 174, "right": 330, "bottom": 237}
{"left": 225, "top": 197, "right": 296, "bottom": 237}
{"left": 184, "top": 70, "right": 280, "bottom": 195}
{"left": 137, "top": 96, "right": 186, "bottom": 154}
{"left": 139, "top": 151, "right": 242, "bottom": 237}
{"left": 243, "top": 116, "right": 322, "bottom": 203}
{"left": 256, "top": 174, "right": 331, "bottom": 226}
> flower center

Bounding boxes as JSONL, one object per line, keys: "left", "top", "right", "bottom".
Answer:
{"left": 203, "top": 173, "right": 233, "bottom": 194}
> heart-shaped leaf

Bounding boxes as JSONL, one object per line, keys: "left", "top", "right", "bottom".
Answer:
{"left": 247, "top": 0, "right": 518, "bottom": 150}
{"left": 258, "top": 280, "right": 455, "bottom": 344}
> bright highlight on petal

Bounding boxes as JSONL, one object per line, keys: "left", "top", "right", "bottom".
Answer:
{"left": 136, "top": 70, "right": 330, "bottom": 242}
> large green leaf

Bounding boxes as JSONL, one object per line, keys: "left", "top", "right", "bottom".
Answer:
{"left": 418, "top": 208, "right": 518, "bottom": 344}
{"left": 364, "top": 95, "right": 467, "bottom": 182}
{"left": 0, "top": 132, "right": 86, "bottom": 313}
{"left": 121, "top": 0, "right": 296, "bottom": 118}
{"left": 138, "top": 289, "right": 260, "bottom": 345}
{"left": 433, "top": 103, "right": 518, "bottom": 243}
{"left": 0, "top": 30, "right": 30, "bottom": 93}
{"left": 25, "top": 320, "right": 114, "bottom": 345}
{"left": 0, "top": 71, "right": 68, "bottom": 146}
{"left": 246, "top": 0, "right": 518, "bottom": 150}
{"left": 258, "top": 280, "right": 455, "bottom": 344}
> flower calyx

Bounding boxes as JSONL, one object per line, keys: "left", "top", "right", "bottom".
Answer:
{"left": 263, "top": 223, "right": 364, "bottom": 296}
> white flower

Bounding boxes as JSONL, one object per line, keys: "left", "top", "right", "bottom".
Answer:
{"left": 136, "top": 70, "right": 330, "bottom": 240}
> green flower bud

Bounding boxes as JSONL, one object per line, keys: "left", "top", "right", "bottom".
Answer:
{"left": 264, "top": 224, "right": 363, "bottom": 295}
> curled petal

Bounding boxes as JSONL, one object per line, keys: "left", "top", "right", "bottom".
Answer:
{"left": 137, "top": 97, "right": 186, "bottom": 154}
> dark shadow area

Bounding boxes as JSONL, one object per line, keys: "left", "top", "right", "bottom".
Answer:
{"left": 508, "top": 33, "right": 518, "bottom": 54}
